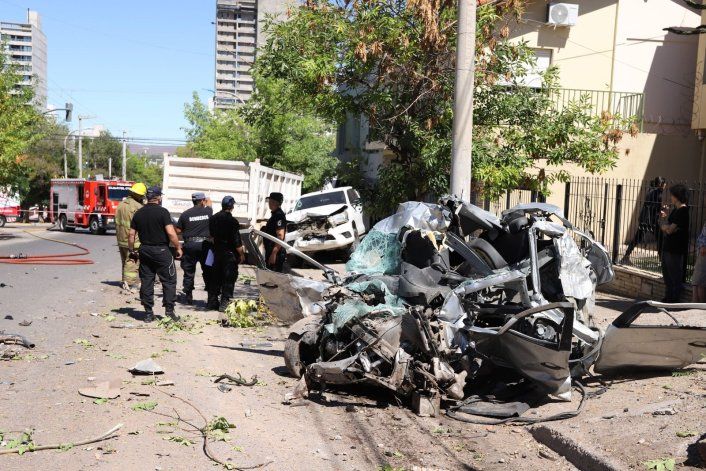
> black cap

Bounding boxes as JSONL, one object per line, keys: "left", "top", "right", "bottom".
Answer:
{"left": 266, "top": 192, "right": 284, "bottom": 204}
{"left": 146, "top": 186, "right": 162, "bottom": 199}
{"left": 222, "top": 195, "right": 235, "bottom": 209}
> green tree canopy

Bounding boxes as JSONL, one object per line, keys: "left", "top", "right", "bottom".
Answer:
{"left": 256, "top": 0, "right": 630, "bottom": 216}
{"left": 0, "top": 51, "right": 45, "bottom": 192}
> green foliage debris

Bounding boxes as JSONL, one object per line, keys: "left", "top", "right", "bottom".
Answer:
{"left": 222, "top": 299, "right": 258, "bottom": 328}
{"left": 131, "top": 401, "right": 158, "bottom": 411}
{"left": 645, "top": 458, "right": 676, "bottom": 471}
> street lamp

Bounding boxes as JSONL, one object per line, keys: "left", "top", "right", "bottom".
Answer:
{"left": 203, "top": 88, "right": 246, "bottom": 108}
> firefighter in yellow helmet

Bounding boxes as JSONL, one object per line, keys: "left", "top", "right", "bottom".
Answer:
{"left": 116, "top": 183, "right": 146, "bottom": 292}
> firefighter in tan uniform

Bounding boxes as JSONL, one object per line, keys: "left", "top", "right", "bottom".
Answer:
{"left": 116, "top": 183, "right": 146, "bottom": 292}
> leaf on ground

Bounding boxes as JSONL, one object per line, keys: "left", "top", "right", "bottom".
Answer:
{"left": 73, "top": 338, "right": 94, "bottom": 348}
{"left": 131, "top": 401, "right": 158, "bottom": 411}
{"left": 105, "top": 315, "right": 116, "bottom": 322}
{"left": 164, "top": 435, "right": 194, "bottom": 446}
{"left": 671, "top": 370, "right": 696, "bottom": 377}
{"left": 93, "top": 398, "right": 109, "bottom": 405}
{"left": 59, "top": 443, "right": 74, "bottom": 452}
{"left": 231, "top": 445, "right": 244, "bottom": 452}
{"left": 676, "top": 430, "right": 697, "bottom": 438}
{"left": 108, "top": 353, "right": 126, "bottom": 359}
{"left": 150, "top": 352, "right": 161, "bottom": 359}
{"left": 645, "top": 458, "right": 676, "bottom": 471}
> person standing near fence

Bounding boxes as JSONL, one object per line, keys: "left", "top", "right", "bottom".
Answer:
{"left": 659, "top": 184, "right": 690, "bottom": 303}
{"left": 692, "top": 222, "right": 706, "bottom": 302}
{"left": 621, "top": 177, "right": 666, "bottom": 265}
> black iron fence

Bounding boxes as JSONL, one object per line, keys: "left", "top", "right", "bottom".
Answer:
{"left": 565, "top": 177, "right": 705, "bottom": 281}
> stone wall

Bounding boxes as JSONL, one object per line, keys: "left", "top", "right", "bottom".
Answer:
{"left": 599, "top": 265, "right": 692, "bottom": 301}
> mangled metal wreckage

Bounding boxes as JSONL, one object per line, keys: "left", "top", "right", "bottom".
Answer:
{"left": 244, "top": 199, "right": 706, "bottom": 419}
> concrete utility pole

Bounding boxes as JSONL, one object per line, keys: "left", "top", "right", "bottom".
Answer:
{"left": 450, "top": 0, "right": 477, "bottom": 199}
{"left": 77, "top": 115, "right": 96, "bottom": 179}
{"left": 122, "top": 130, "right": 127, "bottom": 181}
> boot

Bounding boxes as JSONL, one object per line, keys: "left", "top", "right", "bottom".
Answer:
{"left": 143, "top": 306, "right": 155, "bottom": 323}
{"left": 180, "top": 291, "right": 193, "bottom": 305}
{"left": 206, "top": 293, "right": 220, "bottom": 311}
{"left": 165, "top": 307, "right": 180, "bottom": 321}
{"left": 218, "top": 299, "right": 231, "bottom": 313}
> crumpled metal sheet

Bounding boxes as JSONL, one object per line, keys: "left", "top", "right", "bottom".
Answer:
{"left": 555, "top": 232, "right": 594, "bottom": 301}
{"left": 256, "top": 269, "right": 329, "bottom": 324}
{"left": 373, "top": 202, "right": 449, "bottom": 234}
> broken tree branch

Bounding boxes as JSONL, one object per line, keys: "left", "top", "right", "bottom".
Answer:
{"left": 151, "top": 386, "right": 273, "bottom": 470}
{"left": 0, "top": 423, "right": 123, "bottom": 455}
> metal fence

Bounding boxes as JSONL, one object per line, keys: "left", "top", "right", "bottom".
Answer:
{"left": 565, "top": 177, "right": 705, "bottom": 281}
{"left": 552, "top": 88, "right": 645, "bottom": 130}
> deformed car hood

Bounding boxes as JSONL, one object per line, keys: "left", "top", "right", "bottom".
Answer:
{"left": 287, "top": 204, "right": 348, "bottom": 223}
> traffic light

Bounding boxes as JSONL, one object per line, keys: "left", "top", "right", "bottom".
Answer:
{"left": 65, "top": 103, "right": 73, "bottom": 122}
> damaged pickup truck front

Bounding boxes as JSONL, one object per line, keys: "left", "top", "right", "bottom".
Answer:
{"left": 245, "top": 198, "right": 706, "bottom": 421}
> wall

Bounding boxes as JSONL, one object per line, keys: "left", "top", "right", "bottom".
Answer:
{"left": 692, "top": 6, "right": 706, "bottom": 130}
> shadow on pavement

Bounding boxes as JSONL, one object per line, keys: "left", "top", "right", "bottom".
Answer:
{"left": 112, "top": 306, "right": 149, "bottom": 322}
{"left": 208, "top": 344, "right": 284, "bottom": 357}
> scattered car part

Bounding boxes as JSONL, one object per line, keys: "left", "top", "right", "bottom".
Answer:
{"left": 0, "top": 332, "right": 34, "bottom": 348}
{"left": 129, "top": 359, "right": 164, "bottom": 375}
{"left": 78, "top": 379, "right": 121, "bottom": 399}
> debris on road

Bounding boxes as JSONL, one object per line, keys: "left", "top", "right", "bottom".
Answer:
{"left": 0, "top": 332, "right": 35, "bottom": 348}
{"left": 0, "top": 423, "right": 123, "bottom": 456}
{"left": 78, "top": 379, "right": 121, "bottom": 399}
{"left": 257, "top": 198, "right": 706, "bottom": 421}
{"left": 18, "top": 320, "right": 31, "bottom": 326}
{"left": 214, "top": 373, "right": 258, "bottom": 387}
{"left": 129, "top": 359, "right": 164, "bottom": 375}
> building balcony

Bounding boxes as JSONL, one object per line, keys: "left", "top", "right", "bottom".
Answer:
{"left": 552, "top": 88, "right": 645, "bottom": 130}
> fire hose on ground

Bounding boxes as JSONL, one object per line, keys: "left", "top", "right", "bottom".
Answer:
{"left": 0, "top": 230, "right": 93, "bottom": 265}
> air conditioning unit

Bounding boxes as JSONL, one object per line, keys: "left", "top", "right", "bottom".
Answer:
{"left": 547, "top": 3, "right": 579, "bottom": 27}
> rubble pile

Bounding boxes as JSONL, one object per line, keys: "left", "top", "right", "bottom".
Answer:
{"left": 250, "top": 198, "right": 706, "bottom": 420}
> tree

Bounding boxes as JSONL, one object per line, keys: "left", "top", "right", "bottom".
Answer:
{"left": 0, "top": 51, "right": 45, "bottom": 192}
{"left": 126, "top": 152, "right": 162, "bottom": 187}
{"left": 242, "top": 76, "right": 338, "bottom": 193}
{"left": 79, "top": 131, "right": 123, "bottom": 177}
{"left": 257, "top": 0, "right": 631, "bottom": 216}
{"left": 18, "top": 119, "right": 74, "bottom": 215}
{"left": 181, "top": 92, "right": 257, "bottom": 161}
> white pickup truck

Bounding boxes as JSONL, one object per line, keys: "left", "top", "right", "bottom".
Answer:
{"left": 285, "top": 186, "right": 366, "bottom": 255}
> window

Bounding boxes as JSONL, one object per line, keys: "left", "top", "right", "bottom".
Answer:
{"left": 108, "top": 187, "right": 131, "bottom": 201}
{"left": 522, "top": 49, "right": 552, "bottom": 88}
{"left": 346, "top": 189, "right": 360, "bottom": 205}
{"left": 295, "top": 191, "right": 347, "bottom": 211}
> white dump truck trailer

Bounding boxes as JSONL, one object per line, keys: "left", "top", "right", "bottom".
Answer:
{"left": 161, "top": 156, "right": 303, "bottom": 226}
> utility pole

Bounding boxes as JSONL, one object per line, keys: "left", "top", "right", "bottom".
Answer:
{"left": 109, "top": 157, "right": 112, "bottom": 179}
{"left": 450, "top": 0, "right": 476, "bottom": 199}
{"left": 122, "top": 130, "right": 127, "bottom": 181}
{"left": 77, "top": 115, "right": 96, "bottom": 179}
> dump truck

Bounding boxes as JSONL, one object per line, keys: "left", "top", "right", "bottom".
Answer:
{"left": 161, "top": 156, "right": 303, "bottom": 226}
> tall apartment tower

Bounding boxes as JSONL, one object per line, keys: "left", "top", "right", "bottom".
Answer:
{"left": 214, "top": 0, "right": 285, "bottom": 108}
{"left": 0, "top": 10, "right": 47, "bottom": 107}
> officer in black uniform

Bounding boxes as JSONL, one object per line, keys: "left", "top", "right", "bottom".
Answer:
{"left": 128, "top": 186, "right": 183, "bottom": 322}
{"left": 208, "top": 196, "right": 245, "bottom": 311}
{"left": 175, "top": 192, "right": 213, "bottom": 305}
{"left": 263, "top": 192, "right": 287, "bottom": 272}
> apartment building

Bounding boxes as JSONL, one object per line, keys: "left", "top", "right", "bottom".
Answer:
{"left": 0, "top": 10, "right": 47, "bottom": 107}
{"left": 214, "top": 0, "right": 286, "bottom": 108}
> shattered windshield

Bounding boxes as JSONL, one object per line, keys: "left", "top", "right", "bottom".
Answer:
{"left": 294, "top": 191, "right": 346, "bottom": 211}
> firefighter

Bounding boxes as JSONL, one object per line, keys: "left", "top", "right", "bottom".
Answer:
{"left": 263, "top": 192, "right": 287, "bottom": 272}
{"left": 208, "top": 196, "right": 245, "bottom": 312}
{"left": 128, "top": 186, "right": 183, "bottom": 322}
{"left": 175, "top": 192, "right": 213, "bottom": 305}
{"left": 115, "top": 182, "right": 146, "bottom": 293}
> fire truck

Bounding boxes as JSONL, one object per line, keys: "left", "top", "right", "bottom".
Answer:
{"left": 0, "top": 193, "right": 21, "bottom": 227}
{"left": 50, "top": 178, "right": 134, "bottom": 234}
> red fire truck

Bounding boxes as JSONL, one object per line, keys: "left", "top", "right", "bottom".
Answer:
{"left": 0, "top": 193, "right": 21, "bottom": 227}
{"left": 50, "top": 178, "right": 135, "bottom": 234}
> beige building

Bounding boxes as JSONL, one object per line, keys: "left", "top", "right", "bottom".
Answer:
{"left": 0, "top": 10, "right": 47, "bottom": 108}
{"left": 339, "top": 1, "right": 706, "bottom": 189}
{"left": 213, "top": 0, "right": 286, "bottom": 108}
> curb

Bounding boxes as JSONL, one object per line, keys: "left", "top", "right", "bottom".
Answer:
{"left": 530, "top": 425, "right": 626, "bottom": 471}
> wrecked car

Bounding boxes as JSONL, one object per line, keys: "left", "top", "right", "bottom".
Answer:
{"left": 244, "top": 198, "right": 706, "bottom": 420}
{"left": 285, "top": 187, "right": 366, "bottom": 259}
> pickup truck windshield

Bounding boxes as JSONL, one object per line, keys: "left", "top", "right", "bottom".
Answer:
{"left": 108, "top": 187, "right": 131, "bottom": 201}
{"left": 295, "top": 191, "right": 346, "bottom": 211}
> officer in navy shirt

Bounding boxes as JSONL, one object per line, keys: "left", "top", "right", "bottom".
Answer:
{"left": 175, "top": 192, "right": 213, "bottom": 305}
{"left": 263, "top": 192, "right": 287, "bottom": 272}
{"left": 208, "top": 196, "right": 245, "bottom": 311}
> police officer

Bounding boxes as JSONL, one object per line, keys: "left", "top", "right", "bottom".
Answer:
{"left": 115, "top": 182, "right": 145, "bottom": 293}
{"left": 128, "top": 186, "right": 183, "bottom": 322}
{"left": 208, "top": 196, "right": 245, "bottom": 311}
{"left": 263, "top": 192, "right": 287, "bottom": 272}
{"left": 175, "top": 192, "right": 213, "bottom": 305}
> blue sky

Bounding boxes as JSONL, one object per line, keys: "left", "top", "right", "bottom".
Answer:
{"left": 1, "top": 0, "right": 215, "bottom": 142}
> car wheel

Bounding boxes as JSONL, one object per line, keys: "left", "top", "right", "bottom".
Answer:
{"left": 58, "top": 215, "right": 67, "bottom": 231}
{"left": 89, "top": 217, "right": 101, "bottom": 235}
{"left": 284, "top": 319, "right": 321, "bottom": 378}
{"left": 0, "top": 215, "right": 6, "bottom": 228}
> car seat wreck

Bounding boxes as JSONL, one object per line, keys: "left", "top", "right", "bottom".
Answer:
{"left": 249, "top": 198, "right": 706, "bottom": 420}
